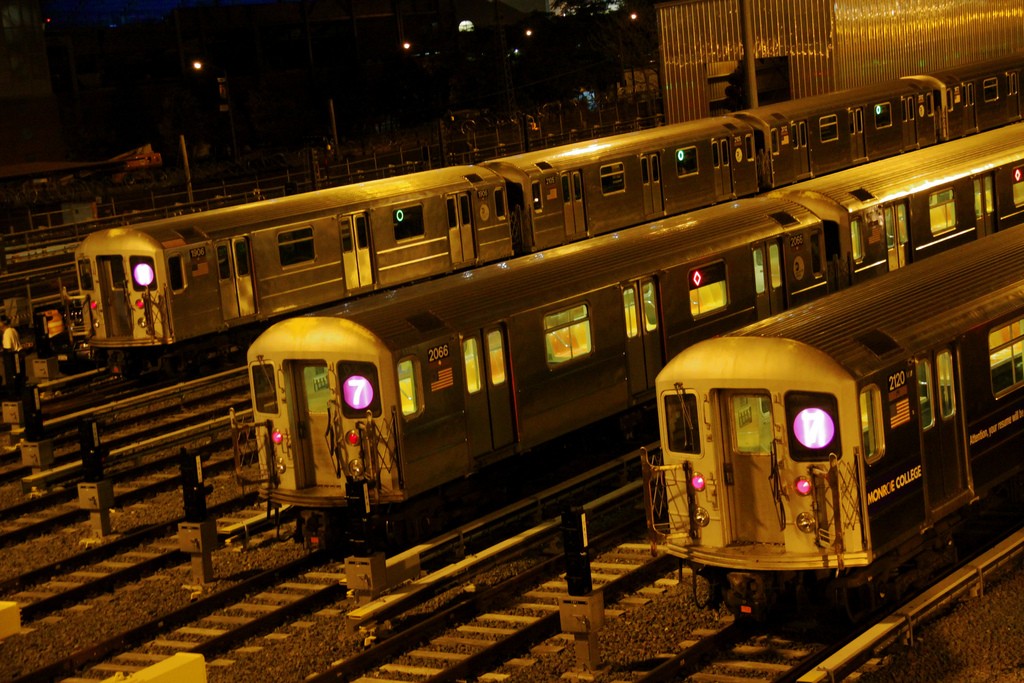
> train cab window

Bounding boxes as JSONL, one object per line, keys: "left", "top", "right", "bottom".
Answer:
{"left": 731, "top": 394, "right": 773, "bottom": 454}
{"left": 917, "top": 359, "right": 935, "bottom": 430}
{"left": 688, "top": 261, "right": 727, "bottom": 317}
{"left": 975, "top": 176, "right": 994, "bottom": 222}
{"left": 937, "top": 351, "right": 955, "bottom": 419}
{"left": 851, "top": 218, "right": 865, "bottom": 263}
{"left": 675, "top": 146, "right": 698, "bottom": 175}
{"left": 494, "top": 187, "right": 507, "bottom": 220}
{"left": 397, "top": 358, "right": 420, "bottom": 416}
{"left": 819, "top": 114, "right": 839, "bottom": 142}
{"left": 531, "top": 181, "right": 543, "bottom": 212}
{"left": 600, "top": 162, "right": 626, "bottom": 195}
{"left": 642, "top": 280, "right": 658, "bottom": 332}
{"left": 277, "top": 227, "right": 315, "bottom": 266}
{"left": 770, "top": 129, "right": 780, "bottom": 156}
{"left": 744, "top": 133, "right": 754, "bottom": 161}
{"left": 77, "top": 259, "right": 94, "bottom": 291}
{"left": 129, "top": 256, "right": 157, "bottom": 291}
{"left": 300, "top": 363, "right": 330, "bottom": 414}
{"left": 216, "top": 245, "right": 231, "bottom": 279}
{"left": 989, "top": 318, "right": 1024, "bottom": 395}
{"left": 393, "top": 205, "right": 425, "bottom": 241}
{"left": 859, "top": 387, "right": 884, "bottom": 463}
{"left": 983, "top": 77, "right": 999, "bottom": 102}
{"left": 462, "top": 338, "right": 482, "bottom": 394}
{"left": 167, "top": 255, "right": 185, "bottom": 292}
{"left": 885, "top": 204, "right": 909, "bottom": 250}
{"left": 664, "top": 391, "right": 699, "bottom": 454}
{"left": 873, "top": 102, "right": 892, "bottom": 129}
{"left": 250, "top": 361, "right": 278, "bottom": 413}
{"left": 487, "top": 329, "right": 507, "bottom": 385}
{"left": 928, "top": 188, "right": 957, "bottom": 236}
{"left": 544, "top": 304, "right": 592, "bottom": 365}
{"left": 623, "top": 288, "right": 639, "bottom": 338}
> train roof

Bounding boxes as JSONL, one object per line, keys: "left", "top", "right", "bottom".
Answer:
{"left": 739, "top": 79, "right": 926, "bottom": 123}
{"left": 724, "top": 226, "right": 1024, "bottom": 380}
{"left": 266, "top": 194, "right": 819, "bottom": 351}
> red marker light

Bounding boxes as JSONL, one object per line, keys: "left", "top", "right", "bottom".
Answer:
{"left": 795, "top": 477, "right": 812, "bottom": 496}
{"left": 345, "top": 429, "right": 360, "bottom": 446}
{"left": 1015, "top": 167, "right": 1024, "bottom": 183}
{"left": 691, "top": 270, "right": 702, "bottom": 286}
{"left": 271, "top": 430, "right": 283, "bottom": 445}
{"left": 90, "top": 301, "right": 98, "bottom": 310}
{"left": 135, "top": 299, "right": 145, "bottom": 309}
{"left": 691, "top": 473, "right": 706, "bottom": 491}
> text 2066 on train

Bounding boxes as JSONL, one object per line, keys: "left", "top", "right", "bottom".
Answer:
{"left": 75, "top": 54, "right": 1024, "bottom": 374}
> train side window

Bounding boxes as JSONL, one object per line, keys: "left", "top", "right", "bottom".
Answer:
{"left": 651, "top": 154, "right": 661, "bottom": 182}
{"left": 712, "top": 142, "right": 720, "bottom": 168}
{"left": 459, "top": 194, "right": 472, "bottom": 225}
{"left": 167, "top": 255, "right": 185, "bottom": 292}
{"left": 641, "top": 157, "right": 649, "bottom": 184}
{"left": 859, "top": 386, "right": 885, "bottom": 463}
{"left": 664, "top": 391, "right": 699, "bottom": 454}
{"left": 494, "top": 187, "right": 507, "bottom": 220}
{"left": 77, "top": 259, "right": 94, "bottom": 291}
{"left": 600, "top": 162, "right": 626, "bottom": 195}
{"left": 810, "top": 229, "right": 823, "bottom": 277}
{"left": 769, "top": 243, "right": 782, "bottom": 288}
{"left": 277, "top": 227, "right": 314, "bottom": 266}
{"left": 873, "top": 102, "right": 892, "bottom": 129}
{"left": 446, "top": 197, "right": 458, "bottom": 229}
{"left": 561, "top": 174, "right": 571, "bottom": 203}
{"left": 355, "top": 214, "right": 369, "bottom": 248}
{"left": 1013, "top": 169, "right": 1024, "bottom": 208}
{"left": 819, "top": 114, "right": 839, "bottom": 142}
{"left": 217, "top": 245, "right": 231, "bottom": 279}
{"left": 250, "top": 361, "right": 278, "bottom": 413}
{"left": 531, "top": 181, "right": 542, "bottom": 212}
{"left": 916, "top": 359, "right": 935, "bottom": 431}
{"left": 688, "top": 261, "right": 727, "bottom": 317}
{"left": 851, "top": 218, "right": 864, "bottom": 263}
{"left": 234, "top": 240, "right": 251, "bottom": 277}
{"left": 397, "top": 358, "right": 420, "bottom": 416}
{"left": 937, "top": 351, "right": 955, "bottom": 419}
{"left": 744, "top": 133, "right": 754, "bottom": 161}
{"left": 799, "top": 121, "right": 808, "bottom": 147}
{"left": 622, "top": 288, "right": 638, "bottom": 339}
{"left": 753, "top": 248, "right": 765, "bottom": 295}
{"left": 885, "top": 204, "right": 909, "bottom": 249}
{"left": 642, "top": 279, "right": 658, "bottom": 332}
{"left": 989, "top": 319, "right": 1024, "bottom": 395}
{"left": 928, "top": 188, "right": 957, "bottom": 236}
{"left": 770, "top": 129, "right": 780, "bottom": 156}
{"left": 544, "top": 304, "right": 592, "bottom": 365}
{"left": 393, "top": 205, "right": 425, "bottom": 240}
{"left": 975, "top": 176, "right": 994, "bottom": 221}
{"left": 462, "top": 338, "right": 482, "bottom": 394}
{"left": 487, "top": 329, "right": 507, "bottom": 385}
{"left": 720, "top": 140, "right": 730, "bottom": 166}
{"left": 675, "top": 146, "right": 698, "bottom": 175}
{"left": 982, "top": 77, "right": 999, "bottom": 102}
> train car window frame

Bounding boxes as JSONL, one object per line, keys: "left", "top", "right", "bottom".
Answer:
{"left": 688, "top": 261, "right": 728, "bottom": 318}
{"left": 487, "top": 329, "right": 507, "bottom": 385}
{"left": 989, "top": 318, "right": 1024, "bottom": 396}
{"left": 851, "top": 217, "right": 865, "bottom": 263}
{"left": 277, "top": 226, "right": 315, "bottom": 267}
{"left": 744, "top": 133, "right": 754, "bottom": 161}
{"left": 675, "top": 146, "right": 699, "bottom": 175}
{"left": 544, "top": 304, "right": 593, "bottom": 366}
{"left": 1012, "top": 168, "right": 1024, "bottom": 208}
{"left": 664, "top": 390, "right": 700, "bottom": 454}
{"left": 982, "top": 77, "right": 999, "bottom": 102}
{"left": 462, "top": 337, "right": 482, "bottom": 394}
{"left": 393, "top": 204, "right": 425, "bottom": 241}
{"left": 819, "top": 114, "right": 839, "bottom": 143}
{"left": 753, "top": 248, "right": 766, "bottom": 295}
{"left": 250, "top": 361, "right": 278, "bottom": 414}
{"left": 769, "top": 243, "right": 782, "bottom": 288}
{"left": 873, "top": 102, "right": 892, "bottom": 129}
{"left": 770, "top": 129, "right": 780, "bottom": 156}
{"left": 446, "top": 196, "right": 458, "bottom": 230}
{"left": 927, "top": 187, "right": 957, "bottom": 236}
{"left": 731, "top": 393, "right": 774, "bottom": 455}
{"left": 622, "top": 287, "right": 639, "bottom": 339}
{"left": 937, "top": 350, "right": 956, "bottom": 419}
{"left": 167, "top": 255, "right": 185, "bottom": 292}
{"left": 216, "top": 244, "right": 231, "bottom": 280}
{"left": 531, "top": 181, "right": 543, "bottom": 213}
{"left": 600, "top": 162, "right": 626, "bottom": 195}
{"left": 642, "top": 279, "right": 658, "bottom": 332}
{"left": 917, "top": 358, "right": 935, "bottom": 431}
{"left": 494, "top": 187, "right": 507, "bottom": 220}
{"left": 397, "top": 357, "right": 422, "bottom": 417}
{"left": 859, "top": 386, "right": 885, "bottom": 464}
{"left": 77, "top": 258, "right": 94, "bottom": 291}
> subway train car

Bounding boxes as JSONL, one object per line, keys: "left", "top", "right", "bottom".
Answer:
{"left": 76, "top": 53, "right": 1024, "bottom": 374}
{"left": 240, "top": 123, "right": 1024, "bottom": 550}
{"left": 643, "top": 226, "right": 1024, "bottom": 620}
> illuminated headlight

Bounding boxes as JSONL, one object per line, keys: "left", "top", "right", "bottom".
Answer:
{"left": 796, "top": 512, "right": 816, "bottom": 533}
{"left": 348, "top": 458, "right": 364, "bottom": 479}
{"left": 693, "top": 506, "right": 710, "bottom": 528}
{"left": 137, "top": 317, "right": 148, "bottom": 328}
{"left": 275, "top": 458, "right": 287, "bottom": 475}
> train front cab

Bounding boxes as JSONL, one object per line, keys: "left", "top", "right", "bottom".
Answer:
{"left": 644, "top": 338, "right": 869, "bottom": 618}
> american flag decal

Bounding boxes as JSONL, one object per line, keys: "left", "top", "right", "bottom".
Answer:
{"left": 890, "top": 397, "right": 910, "bottom": 428}
{"left": 431, "top": 366, "right": 454, "bottom": 392}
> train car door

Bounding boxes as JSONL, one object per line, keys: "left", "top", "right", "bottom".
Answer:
{"left": 446, "top": 192, "right": 477, "bottom": 267}
{"left": 792, "top": 121, "right": 810, "bottom": 179}
{"left": 286, "top": 359, "right": 332, "bottom": 489}
{"left": 720, "top": 391, "right": 785, "bottom": 545}
{"left": 916, "top": 351, "right": 969, "bottom": 516}
{"left": 884, "top": 202, "right": 909, "bottom": 270}
{"left": 560, "top": 170, "right": 586, "bottom": 240}
{"left": 711, "top": 138, "right": 732, "bottom": 199}
{"left": 215, "top": 237, "right": 256, "bottom": 320}
{"left": 900, "top": 96, "right": 919, "bottom": 150}
{"left": 95, "top": 256, "right": 133, "bottom": 336}
{"left": 1010, "top": 72, "right": 1022, "bottom": 119}
{"left": 622, "top": 278, "right": 663, "bottom": 397}
{"left": 974, "top": 175, "right": 996, "bottom": 236}
{"left": 964, "top": 82, "right": 978, "bottom": 133}
{"left": 640, "top": 152, "right": 664, "bottom": 218}
{"left": 752, "top": 240, "right": 784, "bottom": 318}
{"left": 848, "top": 106, "right": 865, "bottom": 161}
{"left": 463, "top": 326, "right": 515, "bottom": 459}
{"left": 340, "top": 212, "right": 374, "bottom": 290}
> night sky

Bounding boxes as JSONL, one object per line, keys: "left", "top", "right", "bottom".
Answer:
{"left": 41, "top": 0, "right": 277, "bottom": 26}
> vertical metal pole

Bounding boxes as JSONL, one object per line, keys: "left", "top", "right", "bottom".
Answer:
{"left": 179, "top": 134, "right": 194, "bottom": 204}
{"left": 740, "top": 0, "right": 759, "bottom": 108}
{"left": 329, "top": 98, "right": 340, "bottom": 152}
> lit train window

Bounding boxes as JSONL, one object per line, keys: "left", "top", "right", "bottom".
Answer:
{"left": 600, "top": 163, "right": 626, "bottom": 195}
{"left": 1012, "top": 167, "right": 1024, "bottom": 208}
{"left": 487, "top": 329, "right": 507, "bottom": 385}
{"left": 982, "top": 77, "right": 999, "bottom": 102}
{"left": 531, "top": 181, "right": 542, "bottom": 212}
{"left": 851, "top": 218, "right": 864, "bottom": 263}
{"left": 129, "top": 256, "right": 157, "bottom": 291}
{"left": 938, "top": 351, "right": 956, "bottom": 419}
{"left": 277, "top": 227, "right": 315, "bottom": 266}
{"left": 301, "top": 363, "right": 330, "bottom": 414}
{"left": 818, "top": 114, "right": 839, "bottom": 142}
{"left": 988, "top": 319, "right": 1024, "bottom": 395}
{"left": 77, "top": 259, "right": 94, "bottom": 291}
{"left": 544, "top": 304, "right": 592, "bottom": 365}
{"left": 675, "top": 146, "right": 698, "bottom": 176}
{"left": 688, "top": 261, "right": 727, "bottom": 318}
{"left": 250, "top": 362, "right": 277, "bottom": 413}
{"left": 859, "top": 387, "right": 884, "bottom": 463}
{"left": 463, "top": 338, "right": 482, "bottom": 394}
{"left": 642, "top": 280, "right": 658, "bottom": 332}
{"left": 928, "top": 188, "right": 957, "bottom": 236}
{"left": 917, "top": 359, "right": 935, "bottom": 430}
{"left": 397, "top": 359, "right": 419, "bottom": 416}
{"left": 393, "top": 205, "right": 425, "bottom": 241}
{"left": 731, "top": 394, "right": 773, "bottom": 455}
{"left": 337, "top": 361, "right": 383, "bottom": 418}
{"left": 753, "top": 249, "right": 765, "bottom": 295}
{"left": 873, "top": 102, "right": 892, "bottom": 129}
{"left": 784, "top": 391, "right": 841, "bottom": 461}
{"left": 974, "top": 177, "right": 994, "bottom": 222}
{"left": 622, "top": 288, "right": 638, "bottom": 338}
{"left": 664, "top": 391, "right": 699, "bottom": 454}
